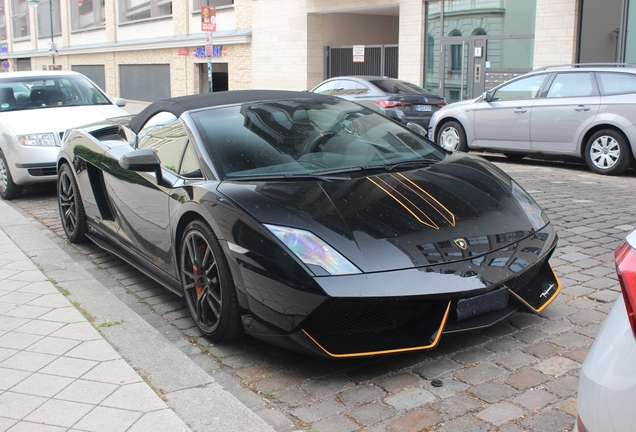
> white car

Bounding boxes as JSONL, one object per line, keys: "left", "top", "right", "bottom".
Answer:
{"left": 0, "top": 71, "right": 128, "bottom": 200}
{"left": 575, "top": 229, "right": 636, "bottom": 432}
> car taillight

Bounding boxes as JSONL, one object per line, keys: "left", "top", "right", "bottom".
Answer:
{"left": 436, "top": 103, "right": 447, "bottom": 108}
{"left": 576, "top": 414, "right": 589, "bottom": 432}
{"left": 376, "top": 100, "right": 412, "bottom": 108}
{"left": 616, "top": 239, "right": 636, "bottom": 339}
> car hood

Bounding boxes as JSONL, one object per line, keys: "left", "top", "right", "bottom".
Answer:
{"left": 218, "top": 153, "right": 550, "bottom": 273}
{"left": 1, "top": 105, "right": 128, "bottom": 135}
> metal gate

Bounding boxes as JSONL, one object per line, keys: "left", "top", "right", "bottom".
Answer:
{"left": 71, "top": 65, "right": 106, "bottom": 92}
{"left": 119, "top": 64, "right": 170, "bottom": 102}
{"left": 325, "top": 45, "right": 398, "bottom": 79}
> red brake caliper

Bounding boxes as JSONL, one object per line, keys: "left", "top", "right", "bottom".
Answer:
{"left": 192, "top": 243, "right": 207, "bottom": 298}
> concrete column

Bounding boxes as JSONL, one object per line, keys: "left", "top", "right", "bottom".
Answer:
{"left": 398, "top": 0, "right": 425, "bottom": 85}
{"left": 533, "top": 0, "right": 579, "bottom": 68}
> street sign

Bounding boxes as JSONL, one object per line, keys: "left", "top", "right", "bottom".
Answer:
{"left": 222, "top": 46, "right": 229, "bottom": 57}
{"left": 353, "top": 45, "right": 365, "bottom": 63}
{"left": 2, "top": 61, "right": 9, "bottom": 69}
{"left": 178, "top": 48, "right": 188, "bottom": 56}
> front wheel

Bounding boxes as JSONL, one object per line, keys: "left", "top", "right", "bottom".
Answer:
{"left": 0, "top": 150, "right": 23, "bottom": 200}
{"left": 58, "top": 163, "right": 87, "bottom": 243}
{"left": 180, "top": 220, "right": 243, "bottom": 342}
{"left": 436, "top": 120, "right": 468, "bottom": 152}
{"left": 584, "top": 129, "right": 632, "bottom": 175}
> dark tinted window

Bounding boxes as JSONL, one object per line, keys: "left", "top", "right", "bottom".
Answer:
{"left": 368, "top": 79, "right": 435, "bottom": 96}
{"left": 596, "top": 72, "right": 636, "bottom": 95}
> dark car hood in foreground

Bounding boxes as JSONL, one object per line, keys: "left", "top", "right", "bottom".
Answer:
{"left": 218, "top": 153, "right": 547, "bottom": 274}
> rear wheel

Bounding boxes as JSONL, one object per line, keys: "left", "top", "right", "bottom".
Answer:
{"left": 0, "top": 150, "right": 23, "bottom": 200}
{"left": 180, "top": 220, "right": 243, "bottom": 342}
{"left": 58, "top": 164, "right": 87, "bottom": 243}
{"left": 584, "top": 129, "right": 632, "bottom": 175}
{"left": 437, "top": 120, "right": 468, "bottom": 152}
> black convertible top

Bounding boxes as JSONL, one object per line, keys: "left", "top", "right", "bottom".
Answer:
{"left": 129, "top": 89, "right": 330, "bottom": 134}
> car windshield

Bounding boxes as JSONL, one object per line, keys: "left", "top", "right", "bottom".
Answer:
{"left": 191, "top": 98, "right": 446, "bottom": 179}
{"left": 0, "top": 75, "right": 111, "bottom": 112}
{"left": 368, "top": 79, "right": 436, "bottom": 96}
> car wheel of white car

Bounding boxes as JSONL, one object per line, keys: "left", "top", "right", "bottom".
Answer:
{"left": 584, "top": 129, "right": 631, "bottom": 176}
{"left": 437, "top": 121, "right": 468, "bottom": 152}
{"left": 0, "top": 150, "right": 23, "bottom": 200}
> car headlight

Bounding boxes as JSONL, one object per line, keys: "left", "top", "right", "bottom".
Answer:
{"left": 511, "top": 181, "right": 548, "bottom": 231}
{"left": 265, "top": 224, "right": 361, "bottom": 275}
{"left": 18, "top": 133, "right": 58, "bottom": 147}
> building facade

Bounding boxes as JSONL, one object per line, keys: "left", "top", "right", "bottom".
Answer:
{"left": 1, "top": 0, "right": 634, "bottom": 102}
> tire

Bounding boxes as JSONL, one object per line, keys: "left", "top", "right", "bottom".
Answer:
{"left": 0, "top": 150, "right": 23, "bottom": 200}
{"left": 584, "top": 129, "right": 632, "bottom": 175}
{"left": 58, "top": 164, "right": 88, "bottom": 243}
{"left": 504, "top": 153, "right": 526, "bottom": 161}
{"left": 180, "top": 220, "right": 243, "bottom": 342}
{"left": 436, "top": 120, "right": 468, "bottom": 152}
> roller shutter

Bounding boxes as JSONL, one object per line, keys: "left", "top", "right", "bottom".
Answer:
{"left": 119, "top": 64, "right": 170, "bottom": 102}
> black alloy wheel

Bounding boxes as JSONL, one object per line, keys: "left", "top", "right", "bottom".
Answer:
{"left": 180, "top": 220, "right": 242, "bottom": 342}
{"left": 58, "top": 164, "right": 87, "bottom": 243}
{"left": 584, "top": 129, "right": 632, "bottom": 175}
{"left": 0, "top": 150, "right": 23, "bottom": 200}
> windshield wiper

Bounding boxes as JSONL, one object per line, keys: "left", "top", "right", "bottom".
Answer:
{"left": 382, "top": 159, "right": 438, "bottom": 171}
{"left": 311, "top": 159, "right": 438, "bottom": 176}
{"left": 225, "top": 173, "right": 351, "bottom": 182}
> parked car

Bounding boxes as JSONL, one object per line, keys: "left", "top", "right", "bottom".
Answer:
{"left": 575, "top": 229, "right": 636, "bottom": 432}
{"left": 428, "top": 63, "right": 636, "bottom": 175}
{"left": 311, "top": 76, "right": 446, "bottom": 128}
{"left": 57, "top": 90, "right": 560, "bottom": 358}
{"left": 0, "top": 71, "right": 128, "bottom": 200}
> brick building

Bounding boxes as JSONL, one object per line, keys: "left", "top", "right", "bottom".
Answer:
{"left": 1, "top": 0, "right": 634, "bottom": 102}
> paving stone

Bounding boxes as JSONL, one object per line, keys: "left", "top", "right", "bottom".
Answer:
{"left": 484, "top": 338, "right": 525, "bottom": 354}
{"left": 377, "top": 372, "right": 421, "bottom": 393}
{"left": 433, "top": 394, "right": 483, "bottom": 418}
{"left": 347, "top": 401, "right": 394, "bottom": 425}
{"left": 540, "top": 321, "right": 573, "bottom": 334}
{"left": 291, "top": 399, "right": 343, "bottom": 423}
{"left": 469, "top": 383, "right": 516, "bottom": 403}
{"left": 539, "top": 303, "right": 578, "bottom": 319}
{"left": 384, "top": 388, "right": 435, "bottom": 410}
{"left": 565, "top": 348, "right": 589, "bottom": 363}
{"left": 346, "top": 364, "right": 391, "bottom": 383}
{"left": 274, "top": 389, "right": 310, "bottom": 408}
{"left": 550, "top": 332, "right": 593, "bottom": 349}
{"left": 24, "top": 399, "right": 93, "bottom": 428}
{"left": 303, "top": 376, "right": 353, "bottom": 398}
{"left": 413, "top": 359, "right": 459, "bottom": 380}
{"left": 521, "top": 409, "right": 575, "bottom": 432}
{"left": 452, "top": 348, "right": 493, "bottom": 365}
{"left": 582, "top": 277, "right": 618, "bottom": 290}
{"left": 450, "top": 332, "right": 492, "bottom": 349}
{"left": 256, "top": 407, "right": 295, "bottom": 431}
{"left": 339, "top": 385, "right": 385, "bottom": 406}
{"left": 588, "top": 290, "right": 620, "bottom": 303}
{"left": 514, "top": 329, "right": 548, "bottom": 344}
{"left": 533, "top": 357, "right": 580, "bottom": 377}
{"left": 72, "top": 406, "right": 141, "bottom": 432}
{"left": 568, "top": 309, "right": 606, "bottom": 326}
{"left": 523, "top": 343, "right": 563, "bottom": 359}
{"left": 507, "top": 370, "right": 549, "bottom": 390}
{"left": 477, "top": 402, "right": 524, "bottom": 426}
{"left": 513, "top": 389, "right": 558, "bottom": 411}
{"left": 568, "top": 297, "right": 602, "bottom": 310}
{"left": 422, "top": 377, "right": 469, "bottom": 399}
{"left": 255, "top": 372, "right": 307, "bottom": 394}
{"left": 556, "top": 398, "right": 578, "bottom": 417}
{"left": 385, "top": 410, "right": 443, "bottom": 432}
{"left": 437, "top": 416, "right": 491, "bottom": 432}
{"left": 455, "top": 363, "right": 506, "bottom": 385}
{"left": 235, "top": 364, "right": 277, "bottom": 383}
{"left": 495, "top": 351, "right": 537, "bottom": 370}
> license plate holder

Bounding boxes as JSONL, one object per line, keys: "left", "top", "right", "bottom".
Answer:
{"left": 456, "top": 288, "right": 509, "bottom": 321}
{"left": 415, "top": 105, "right": 432, "bottom": 112}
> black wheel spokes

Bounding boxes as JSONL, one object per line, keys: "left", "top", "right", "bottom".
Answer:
{"left": 184, "top": 232, "right": 222, "bottom": 330}
{"left": 59, "top": 174, "right": 77, "bottom": 232}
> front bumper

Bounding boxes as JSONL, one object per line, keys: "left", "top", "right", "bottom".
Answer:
{"left": 5, "top": 142, "right": 59, "bottom": 185}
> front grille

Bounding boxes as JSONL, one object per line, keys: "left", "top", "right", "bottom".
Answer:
{"left": 28, "top": 167, "right": 57, "bottom": 177}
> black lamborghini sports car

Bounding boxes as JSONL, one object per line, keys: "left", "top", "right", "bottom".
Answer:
{"left": 57, "top": 90, "right": 560, "bottom": 358}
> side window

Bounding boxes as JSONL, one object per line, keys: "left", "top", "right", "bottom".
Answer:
{"left": 546, "top": 73, "right": 595, "bottom": 98}
{"left": 138, "top": 112, "right": 188, "bottom": 174}
{"left": 179, "top": 143, "right": 203, "bottom": 178}
{"left": 492, "top": 74, "right": 548, "bottom": 101}
{"left": 596, "top": 72, "right": 636, "bottom": 96}
{"left": 313, "top": 80, "right": 339, "bottom": 95}
{"left": 332, "top": 80, "right": 367, "bottom": 96}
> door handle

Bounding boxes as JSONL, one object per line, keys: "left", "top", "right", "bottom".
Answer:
{"left": 575, "top": 105, "right": 591, "bottom": 112}
{"left": 514, "top": 108, "right": 527, "bottom": 114}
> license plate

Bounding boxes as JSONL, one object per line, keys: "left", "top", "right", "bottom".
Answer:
{"left": 456, "top": 288, "right": 509, "bottom": 321}
{"left": 415, "top": 105, "right": 432, "bottom": 112}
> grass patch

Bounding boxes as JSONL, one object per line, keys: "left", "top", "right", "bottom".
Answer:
{"left": 55, "top": 284, "right": 70, "bottom": 296}
{"left": 98, "top": 319, "right": 124, "bottom": 327}
{"left": 263, "top": 390, "right": 277, "bottom": 400}
{"left": 71, "top": 300, "right": 96, "bottom": 326}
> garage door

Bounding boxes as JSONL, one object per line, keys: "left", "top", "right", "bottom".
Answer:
{"left": 119, "top": 64, "right": 170, "bottom": 102}
{"left": 72, "top": 65, "right": 106, "bottom": 92}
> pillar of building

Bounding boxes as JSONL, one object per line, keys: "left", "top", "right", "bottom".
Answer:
{"left": 398, "top": 0, "right": 426, "bottom": 86}
{"left": 533, "top": 0, "right": 579, "bottom": 68}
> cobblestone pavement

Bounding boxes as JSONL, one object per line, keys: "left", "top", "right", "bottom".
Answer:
{"left": 7, "top": 156, "right": 636, "bottom": 432}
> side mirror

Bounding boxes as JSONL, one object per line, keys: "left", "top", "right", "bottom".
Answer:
{"left": 485, "top": 90, "right": 494, "bottom": 102}
{"left": 405, "top": 122, "right": 428, "bottom": 137}
{"left": 119, "top": 148, "right": 164, "bottom": 184}
{"left": 113, "top": 98, "right": 127, "bottom": 107}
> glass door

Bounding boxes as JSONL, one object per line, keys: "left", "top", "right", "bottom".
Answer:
{"left": 441, "top": 41, "right": 469, "bottom": 104}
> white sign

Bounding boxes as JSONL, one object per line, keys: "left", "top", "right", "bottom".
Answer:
{"left": 353, "top": 45, "right": 365, "bottom": 63}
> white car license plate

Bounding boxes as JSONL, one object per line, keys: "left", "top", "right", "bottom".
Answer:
{"left": 415, "top": 105, "right": 432, "bottom": 112}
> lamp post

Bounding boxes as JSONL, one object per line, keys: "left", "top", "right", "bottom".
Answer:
{"left": 27, "top": 0, "right": 55, "bottom": 65}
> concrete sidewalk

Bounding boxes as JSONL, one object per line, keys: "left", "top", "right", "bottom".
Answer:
{"left": 0, "top": 198, "right": 274, "bottom": 431}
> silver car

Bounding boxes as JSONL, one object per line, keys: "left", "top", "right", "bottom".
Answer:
{"left": 0, "top": 71, "right": 128, "bottom": 200}
{"left": 575, "top": 229, "right": 636, "bottom": 432}
{"left": 428, "top": 64, "right": 636, "bottom": 175}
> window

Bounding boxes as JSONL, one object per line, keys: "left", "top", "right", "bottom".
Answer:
{"left": 179, "top": 143, "right": 202, "bottom": 178}
{"left": 312, "top": 80, "right": 339, "bottom": 95}
{"left": 192, "top": 0, "right": 233, "bottom": 10}
{"left": 0, "top": 5, "right": 7, "bottom": 42}
{"left": 138, "top": 113, "right": 188, "bottom": 174}
{"left": 11, "top": 0, "right": 30, "bottom": 39}
{"left": 71, "top": 0, "right": 105, "bottom": 30}
{"left": 596, "top": 72, "right": 636, "bottom": 96}
{"left": 331, "top": 80, "right": 368, "bottom": 96}
{"left": 491, "top": 74, "right": 547, "bottom": 101}
{"left": 546, "top": 73, "right": 595, "bottom": 98}
{"left": 119, "top": 0, "right": 172, "bottom": 23}
{"left": 34, "top": 0, "right": 61, "bottom": 38}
